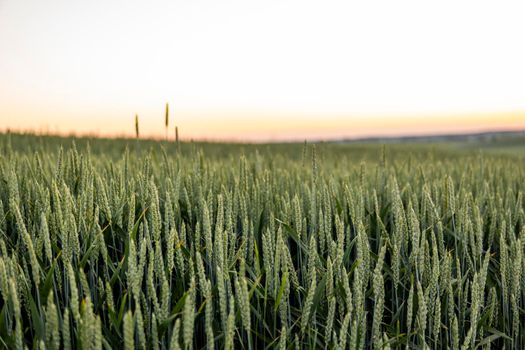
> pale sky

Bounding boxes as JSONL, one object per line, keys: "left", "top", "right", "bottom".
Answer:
{"left": 0, "top": 0, "right": 524, "bottom": 141}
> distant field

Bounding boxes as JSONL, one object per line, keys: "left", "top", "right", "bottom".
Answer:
{"left": 0, "top": 132, "right": 523, "bottom": 349}
{"left": 473, "top": 143, "right": 525, "bottom": 156}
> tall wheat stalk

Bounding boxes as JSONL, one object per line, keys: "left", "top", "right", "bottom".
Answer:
{"left": 135, "top": 114, "right": 139, "bottom": 139}
{"left": 165, "top": 103, "right": 169, "bottom": 141}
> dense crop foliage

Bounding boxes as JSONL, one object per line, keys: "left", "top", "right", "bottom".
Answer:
{"left": 0, "top": 133, "right": 524, "bottom": 349}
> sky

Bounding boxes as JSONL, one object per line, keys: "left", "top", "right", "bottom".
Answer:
{"left": 0, "top": 0, "right": 524, "bottom": 141}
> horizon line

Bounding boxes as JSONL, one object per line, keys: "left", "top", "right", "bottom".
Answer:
{"left": 2, "top": 126, "right": 524, "bottom": 144}
{"left": 2, "top": 110, "right": 524, "bottom": 142}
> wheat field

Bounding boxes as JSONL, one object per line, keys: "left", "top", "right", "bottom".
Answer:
{"left": 0, "top": 133, "right": 523, "bottom": 349}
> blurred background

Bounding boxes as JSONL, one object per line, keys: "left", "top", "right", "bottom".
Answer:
{"left": 0, "top": 0, "right": 524, "bottom": 142}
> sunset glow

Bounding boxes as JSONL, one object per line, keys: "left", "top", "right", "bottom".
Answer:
{"left": 1, "top": 0, "right": 524, "bottom": 141}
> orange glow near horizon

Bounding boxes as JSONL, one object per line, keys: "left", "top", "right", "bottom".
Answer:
{"left": 2, "top": 110, "right": 524, "bottom": 142}
{"left": 1, "top": 0, "right": 525, "bottom": 141}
